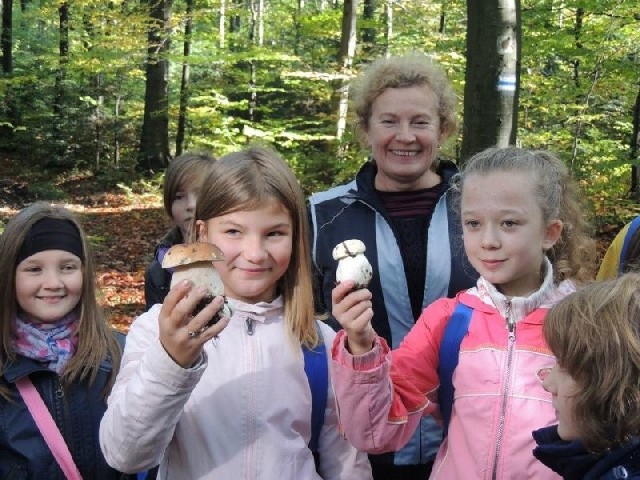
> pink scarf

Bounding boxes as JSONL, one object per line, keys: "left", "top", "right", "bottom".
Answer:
{"left": 12, "top": 313, "right": 79, "bottom": 374}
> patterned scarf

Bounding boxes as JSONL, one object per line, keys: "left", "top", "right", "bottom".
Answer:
{"left": 12, "top": 313, "right": 79, "bottom": 374}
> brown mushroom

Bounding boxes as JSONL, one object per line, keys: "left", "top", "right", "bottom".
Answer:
{"left": 162, "top": 242, "right": 231, "bottom": 320}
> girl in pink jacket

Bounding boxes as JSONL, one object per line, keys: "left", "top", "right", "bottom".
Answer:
{"left": 330, "top": 146, "right": 596, "bottom": 479}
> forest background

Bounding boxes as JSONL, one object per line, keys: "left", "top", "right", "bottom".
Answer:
{"left": 0, "top": 0, "right": 639, "bottom": 330}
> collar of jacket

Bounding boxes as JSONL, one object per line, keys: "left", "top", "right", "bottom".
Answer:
{"left": 227, "top": 295, "right": 284, "bottom": 324}
{"left": 351, "top": 157, "right": 459, "bottom": 212}
{"left": 355, "top": 157, "right": 459, "bottom": 192}
{"left": 533, "top": 425, "right": 640, "bottom": 480}
{"left": 3, "top": 353, "right": 114, "bottom": 383}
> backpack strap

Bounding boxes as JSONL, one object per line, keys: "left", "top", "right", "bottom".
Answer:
{"left": 16, "top": 377, "right": 83, "bottom": 480}
{"left": 302, "top": 321, "right": 328, "bottom": 453}
{"left": 437, "top": 302, "right": 473, "bottom": 436}
{"left": 619, "top": 216, "right": 640, "bottom": 275}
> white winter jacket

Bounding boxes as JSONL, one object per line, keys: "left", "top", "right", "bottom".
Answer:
{"left": 99, "top": 296, "right": 372, "bottom": 480}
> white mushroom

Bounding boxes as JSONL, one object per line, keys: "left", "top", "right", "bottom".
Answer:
{"left": 162, "top": 242, "right": 232, "bottom": 319}
{"left": 332, "top": 239, "right": 372, "bottom": 289}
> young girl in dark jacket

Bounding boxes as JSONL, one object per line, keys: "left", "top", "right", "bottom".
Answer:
{"left": 533, "top": 272, "right": 640, "bottom": 479}
{"left": 0, "top": 203, "right": 132, "bottom": 479}
{"left": 144, "top": 152, "right": 216, "bottom": 310}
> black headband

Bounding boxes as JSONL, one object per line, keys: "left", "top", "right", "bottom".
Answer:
{"left": 16, "top": 217, "right": 84, "bottom": 265}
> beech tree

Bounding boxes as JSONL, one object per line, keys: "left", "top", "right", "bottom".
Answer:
{"left": 137, "top": 0, "right": 173, "bottom": 172}
{"left": 460, "top": 0, "right": 521, "bottom": 161}
{"left": 175, "top": 0, "right": 194, "bottom": 156}
{"left": 335, "top": 0, "right": 357, "bottom": 140}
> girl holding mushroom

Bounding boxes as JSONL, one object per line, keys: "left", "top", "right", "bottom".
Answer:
{"left": 100, "top": 146, "right": 372, "bottom": 480}
{"left": 329, "top": 147, "right": 596, "bottom": 479}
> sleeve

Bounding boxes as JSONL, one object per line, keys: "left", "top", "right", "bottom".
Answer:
{"left": 99, "top": 306, "right": 207, "bottom": 473}
{"left": 308, "top": 205, "right": 342, "bottom": 333}
{"left": 597, "top": 223, "right": 629, "bottom": 281}
{"left": 329, "top": 299, "right": 454, "bottom": 454}
{"left": 316, "top": 325, "right": 373, "bottom": 480}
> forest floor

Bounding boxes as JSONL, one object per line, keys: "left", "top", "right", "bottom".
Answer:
{"left": 0, "top": 154, "right": 618, "bottom": 332}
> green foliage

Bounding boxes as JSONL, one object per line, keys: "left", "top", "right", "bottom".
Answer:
{"left": 25, "top": 181, "right": 66, "bottom": 201}
{"left": 0, "top": 0, "right": 639, "bottom": 231}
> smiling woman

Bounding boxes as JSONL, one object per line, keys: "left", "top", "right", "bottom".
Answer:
{"left": 309, "top": 53, "right": 478, "bottom": 480}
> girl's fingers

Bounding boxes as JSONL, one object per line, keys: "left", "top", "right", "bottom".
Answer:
{"left": 185, "top": 296, "right": 228, "bottom": 339}
{"left": 160, "top": 280, "right": 196, "bottom": 327}
{"left": 332, "top": 285, "right": 372, "bottom": 321}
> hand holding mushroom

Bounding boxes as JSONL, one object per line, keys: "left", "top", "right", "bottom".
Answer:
{"left": 162, "top": 242, "right": 232, "bottom": 320}
{"left": 157, "top": 242, "right": 232, "bottom": 368}
{"left": 331, "top": 240, "right": 376, "bottom": 355}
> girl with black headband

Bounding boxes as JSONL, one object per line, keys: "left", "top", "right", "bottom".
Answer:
{"left": 0, "top": 202, "right": 134, "bottom": 479}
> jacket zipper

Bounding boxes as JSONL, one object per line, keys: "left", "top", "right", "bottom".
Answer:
{"left": 492, "top": 300, "right": 515, "bottom": 480}
{"left": 244, "top": 317, "right": 257, "bottom": 480}
{"left": 245, "top": 317, "right": 254, "bottom": 335}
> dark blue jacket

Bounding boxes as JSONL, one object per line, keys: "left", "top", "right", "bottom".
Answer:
{"left": 0, "top": 354, "right": 133, "bottom": 479}
{"left": 309, "top": 159, "right": 478, "bottom": 467}
{"left": 144, "top": 225, "right": 182, "bottom": 311}
{"left": 533, "top": 425, "right": 640, "bottom": 480}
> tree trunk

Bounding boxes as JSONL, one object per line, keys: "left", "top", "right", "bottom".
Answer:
{"left": 219, "top": 0, "right": 225, "bottom": 48}
{"left": 460, "top": 0, "right": 521, "bottom": 162}
{"left": 335, "top": 0, "right": 357, "bottom": 141}
{"left": 384, "top": 0, "right": 392, "bottom": 57}
{"left": 51, "top": 2, "right": 69, "bottom": 163}
{"left": 294, "top": 0, "right": 303, "bottom": 55}
{"left": 2, "top": 0, "right": 12, "bottom": 73}
{"left": 248, "top": 0, "right": 262, "bottom": 122}
{"left": 137, "top": 0, "right": 173, "bottom": 173}
{"left": 176, "top": 0, "right": 193, "bottom": 156}
{"left": 338, "top": 0, "right": 357, "bottom": 69}
{"left": 631, "top": 83, "right": 640, "bottom": 198}
{"left": 230, "top": 0, "right": 241, "bottom": 32}
{"left": 362, "top": 0, "right": 375, "bottom": 53}
{"left": 0, "top": 0, "right": 18, "bottom": 143}
{"left": 572, "top": 7, "right": 583, "bottom": 87}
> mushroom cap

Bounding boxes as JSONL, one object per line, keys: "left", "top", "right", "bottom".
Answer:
{"left": 332, "top": 239, "right": 367, "bottom": 260}
{"left": 162, "top": 242, "right": 225, "bottom": 269}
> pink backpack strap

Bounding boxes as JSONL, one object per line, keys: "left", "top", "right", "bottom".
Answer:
{"left": 16, "top": 376, "right": 83, "bottom": 480}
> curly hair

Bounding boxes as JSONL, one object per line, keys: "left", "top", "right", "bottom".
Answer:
{"left": 350, "top": 53, "right": 458, "bottom": 146}
{"left": 544, "top": 272, "right": 640, "bottom": 452}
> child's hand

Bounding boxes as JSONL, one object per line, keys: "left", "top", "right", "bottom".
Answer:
{"left": 332, "top": 281, "right": 376, "bottom": 355}
{"left": 158, "top": 280, "right": 230, "bottom": 368}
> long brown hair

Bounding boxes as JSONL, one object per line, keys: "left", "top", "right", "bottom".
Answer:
{"left": 163, "top": 151, "right": 217, "bottom": 218}
{"left": 544, "top": 273, "right": 640, "bottom": 452}
{"left": 194, "top": 145, "right": 318, "bottom": 348}
{"left": 0, "top": 202, "right": 122, "bottom": 400}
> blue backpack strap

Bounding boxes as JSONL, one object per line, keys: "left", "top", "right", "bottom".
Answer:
{"left": 302, "top": 321, "right": 328, "bottom": 452}
{"left": 619, "top": 217, "right": 640, "bottom": 275}
{"left": 437, "top": 303, "right": 473, "bottom": 436}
